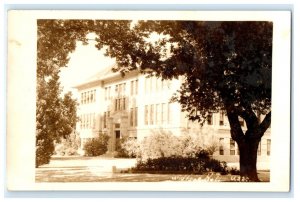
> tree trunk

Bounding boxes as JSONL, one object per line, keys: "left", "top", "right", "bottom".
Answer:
{"left": 237, "top": 137, "right": 260, "bottom": 182}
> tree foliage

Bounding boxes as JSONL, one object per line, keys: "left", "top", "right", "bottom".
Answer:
{"left": 36, "top": 70, "right": 78, "bottom": 166}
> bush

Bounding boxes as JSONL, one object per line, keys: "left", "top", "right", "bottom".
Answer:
{"left": 136, "top": 130, "right": 208, "bottom": 161}
{"left": 178, "top": 132, "right": 204, "bottom": 157}
{"left": 115, "top": 138, "right": 129, "bottom": 158}
{"left": 204, "top": 159, "right": 228, "bottom": 174}
{"left": 132, "top": 156, "right": 228, "bottom": 175}
{"left": 133, "top": 157, "right": 206, "bottom": 174}
{"left": 122, "top": 137, "right": 139, "bottom": 157}
{"left": 83, "top": 134, "right": 109, "bottom": 156}
{"left": 54, "top": 132, "right": 81, "bottom": 156}
{"left": 229, "top": 167, "right": 240, "bottom": 175}
{"left": 115, "top": 137, "right": 139, "bottom": 158}
{"left": 138, "top": 129, "right": 183, "bottom": 160}
{"left": 36, "top": 136, "right": 54, "bottom": 167}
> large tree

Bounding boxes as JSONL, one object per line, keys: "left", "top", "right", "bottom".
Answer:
{"left": 36, "top": 20, "right": 86, "bottom": 167}
{"left": 37, "top": 20, "right": 272, "bottom": 181}
{"left": 93, "top": 21, "right": 272, "bottom": 181}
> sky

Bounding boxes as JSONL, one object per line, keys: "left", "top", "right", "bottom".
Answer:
{"left": 59, "top": 36, "right": 115, "bottom": 97}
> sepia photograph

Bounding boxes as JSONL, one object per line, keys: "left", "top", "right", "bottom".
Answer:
{"left": 7, "top": 10, "right": 291, "bottom": 191}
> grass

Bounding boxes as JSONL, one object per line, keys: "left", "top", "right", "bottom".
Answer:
{"left": 36, "top": 156, "right": 270, "bottom": 182}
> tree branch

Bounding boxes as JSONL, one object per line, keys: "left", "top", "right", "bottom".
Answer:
{"left": 259, "top": 111, "right": 271, "bottom": 136}
{"left": 226, "top": 106, "right": 245, "bottom": 142}
{"left": 239, "top": 106, "right": 260, "bottom": 130}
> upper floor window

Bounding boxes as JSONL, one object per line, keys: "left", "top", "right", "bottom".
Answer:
{"left": 81, "top": 113, "right": 95, "bottom": 129}
{"left": 207, "top": 113, "right": 213, "bottom": 125}
{"left": 145, "top": 77, "right": 170, "bottom": 95}
{"left": 105, "top": 86, "right": 112, "bottom": 100}
{"left": 115, "top": 83, "right": 126, "bottom": 97}
{"left": 219, "top": 111, "right": 225, "bottom": 126}
{"left": 81, "top": 89, "right": 96, "bottom": 104}
{"left": 144, "top": 105, "right": 148, "bottom": 125}
{"left": 130, "top": 79, "right": 139, "bottom": 95}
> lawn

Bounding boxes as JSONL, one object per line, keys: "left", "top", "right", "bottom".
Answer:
{"left": 35, "top": 156, "right": 270, "bottom": 182}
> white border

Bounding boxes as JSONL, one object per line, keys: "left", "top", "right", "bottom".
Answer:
{"left": 6, "top": 10, "right": 291, "bottom": 192}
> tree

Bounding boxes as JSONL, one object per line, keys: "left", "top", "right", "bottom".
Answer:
{"left": 36, "top": 68, "right": 78, "bottom": 167}
{"left": 36, "top": 20, "right": 89, "bottom": 167}
{"left": 93, "top": 21, "right": 272, "bottom": 181}
{"left": 36, "top": 20, "right": 272, "bottom": 181}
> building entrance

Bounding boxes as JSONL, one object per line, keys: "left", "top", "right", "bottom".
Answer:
{"left": 115, "top": 130, "right": 120, "bottom": 139}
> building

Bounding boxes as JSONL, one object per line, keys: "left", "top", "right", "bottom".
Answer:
{"left": 74, "top": 64, "right": 271, "bottom": 164}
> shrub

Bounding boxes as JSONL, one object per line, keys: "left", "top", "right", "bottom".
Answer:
{"left": 178, "top": 132, "right": 204, "bottom": 157}
{"left": 115, "top": 137, "right": 139, "bottom": 158}
{"left": 83, "top": 134, "right": 109, "bottom": 156}
{"left": 138, "top": 129, "right": 182, "bottom": 160}
{"left": 229, "top": 167, "right": 240, "bottom": 175}
{"left": 115, "top": 138, "right": 129, "bottom": 158}
{"left": 54, "top": 132, "right": 81, "bottom": 156}
{"left": 204, "top": 159, "right": 228, "bottom": 174}
{"left": 36, "top": 136, "right": 54, "bottom": 167}
{"left": 137, "top": 130, "right": 210, "bottom": 161}
{"left": 132, "top": 155, "right": 228, "bottom": 175}
{"left": 133, "top": 157, "right": 206, "bottom": 174}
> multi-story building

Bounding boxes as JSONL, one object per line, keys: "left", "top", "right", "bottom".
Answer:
{"left": 74, "top": 64, "right": 271, "bottom": 164}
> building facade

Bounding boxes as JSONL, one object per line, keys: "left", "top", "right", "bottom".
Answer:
{"left": 74, "top": 64, "right": 271, "bottom": 163}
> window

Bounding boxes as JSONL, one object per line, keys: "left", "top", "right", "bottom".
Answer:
{"left": 219, "top": 138, "right": 224, "bottom": 155}
{"left": 130, "top": 108, "right": 134, "bottom": 127}
{"left": 103, "top": 111, "right": 110, "bottom": 129}
{"left": 168, "top": 103, "right": 172, "bottom": 124}
{"left": 86, "top": 114, "right": 88, "bottom": 128}
{"left": 90, "top": 92, "right": 93, "bottom": 102}
{"left": 131, "top": 79, "right": 139, "bottom": 95}
{"left": 103, "top": 112, "right": 107, "bottom": 128}
{"left": 257, "top": 141, "right": 261, "bottom": 156}
{"left": 156, "top": 78, "right": 161, "bottom": 91}
{"left": 114, "top": 83, "right": 126, "bottom": 111}
{"left": 207, "top": 113, "right": 213, "bottom": 125}
{"left": 267, "top": 139, "right": 271, "bottom": 155}
{"left": 83, "top": 92, "right": 86, "bottom": 104}
{"left": 144, "top": 77, "right": 149, "bottom": 94}
{"left": 130, "top": 107, "right": 138, "bottom": 127}
{"left": 122, "top": 97, "right": 126, "bottom": 110}
{"left": 156, "top": 104, "right": 160, "bottom": 125}
{"left": 150, "top": 104, "right": 154, "bottom": 125}
{"left": 115, "top": 85, "right": 119, "bottom": 96}
{"left": 219, "top": 111, "right": 224, "bottom": 126}
{"left": 105, "top": 87, "right": 108, "bottom": 100}
{"left": 135, "top": 107, "right": 138, "bottom": 126}
{"left": 135, "top": 80, "right": 138, "bottom": 95}
{"left": 144, "top": 105, "right": 148, "bottom": 125}
{"left": 130, "top": 81, "right": 134, "bottom": 95}
{"left": 87, "top": 92, "right": 90, "bottom": 103}
{"left": 162, "top": 103, "right": 167, "bottom": 124}
{"left": 230, "top": 138, "right": 235, "bottom": 155}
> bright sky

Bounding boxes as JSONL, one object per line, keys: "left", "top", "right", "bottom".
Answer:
{"left": 59, "top": 36, "right": 116, "bottom": 98}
